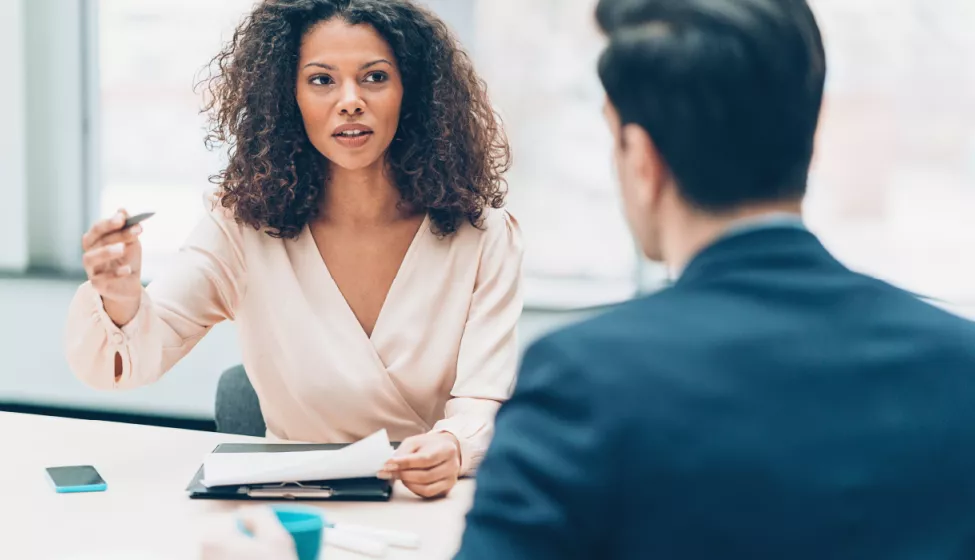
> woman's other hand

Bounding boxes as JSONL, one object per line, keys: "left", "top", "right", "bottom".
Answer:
{"left": 379, "top": 431, "right": 462, "bottom": 499}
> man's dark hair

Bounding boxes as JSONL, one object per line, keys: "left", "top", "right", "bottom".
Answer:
{"left": 596, "top": 0, "right": 826, "bottom": 211}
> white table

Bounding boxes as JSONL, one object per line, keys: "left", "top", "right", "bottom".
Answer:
{"left": 2, "top": 413, "right": 474, "bottom": 560}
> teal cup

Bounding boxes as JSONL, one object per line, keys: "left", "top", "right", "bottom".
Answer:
{"left": 239, "top": 505, "right": 325, "bottom": 560}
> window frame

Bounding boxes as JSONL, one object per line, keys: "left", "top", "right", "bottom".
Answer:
{"left": 12, "top": 0, "right": 98, "bottom": 277}
{"left": 0, "top": 0, "right": 28, "bottom": 272}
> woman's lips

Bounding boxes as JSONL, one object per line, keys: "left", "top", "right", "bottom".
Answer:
{"left": 332, "top": 131, "right": 374, "bottom": 148}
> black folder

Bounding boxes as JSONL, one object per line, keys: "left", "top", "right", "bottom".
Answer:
{"left": 186, "top": 442, "right": 394, "bottom": 501}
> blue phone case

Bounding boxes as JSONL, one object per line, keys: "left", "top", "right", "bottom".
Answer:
{"left": 53, "top": 482, "right": 108, "bottom": 494}
{"left": 46, "top": 467, "right": 108, "bottom": 494}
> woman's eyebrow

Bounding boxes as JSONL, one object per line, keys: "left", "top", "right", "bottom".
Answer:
{"left": 301, "top": 59, "right": 392, "bottom": 71}
{"left": 302, "top": 61, "right": 336, "bottom": 71}
{"left": 359, "top": 59, "right": 393, "bottom": 70}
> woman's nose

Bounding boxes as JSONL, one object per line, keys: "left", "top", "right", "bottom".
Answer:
{"left": 337, "top": 82, "right": 365, "bottom": 116}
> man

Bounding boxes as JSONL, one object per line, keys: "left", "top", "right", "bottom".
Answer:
{"left": 207, "top": 0, "right": 975, "bottom": 558}
{"left": 455, "top": 0, "right": 975, "bottom": 558}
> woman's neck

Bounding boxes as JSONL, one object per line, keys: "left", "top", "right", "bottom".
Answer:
{"left": 320, "top": 161, "right": 409, "bottom": 226}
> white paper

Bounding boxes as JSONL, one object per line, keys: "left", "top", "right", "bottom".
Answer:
{"left": 201, "top": 429, "right": 394, "bottom": 487}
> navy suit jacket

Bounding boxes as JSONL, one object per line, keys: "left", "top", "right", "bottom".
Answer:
{"left": 456, "top": 226, "right": 975, "bottom": 560}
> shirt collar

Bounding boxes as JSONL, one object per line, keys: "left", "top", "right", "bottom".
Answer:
{"left": 721, "top": 212, "right": 806, "bottom": 240}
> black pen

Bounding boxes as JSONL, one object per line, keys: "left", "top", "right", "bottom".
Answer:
{"left": 122, "top": 212, "right": 155, "bottom": 230}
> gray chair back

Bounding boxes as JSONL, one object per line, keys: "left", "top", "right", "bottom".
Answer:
{"left": 215, "top": 365, "right": 267, "bottom": 437}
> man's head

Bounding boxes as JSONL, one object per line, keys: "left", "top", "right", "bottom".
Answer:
{"left": 597, "top": 0, "right": 826, "bottom": 261}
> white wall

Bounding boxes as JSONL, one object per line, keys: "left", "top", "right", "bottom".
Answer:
{"left": 0, "top": 0, "right": 28, "bottom": 271}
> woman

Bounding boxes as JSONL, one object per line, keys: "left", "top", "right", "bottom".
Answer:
{"left": 65, "top": 0, "right": 522, "bottom": 499}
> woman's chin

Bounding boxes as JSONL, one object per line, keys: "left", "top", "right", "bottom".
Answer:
{"left": 323, "top": 153, "right": 385, "bottom": 172}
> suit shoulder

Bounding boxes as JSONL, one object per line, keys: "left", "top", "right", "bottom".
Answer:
{"left": 548, "top": 286, "right": 687, "bottom": 340}
{"left": 526, "top": 288, "right": 686, "bottom": 374}
{"left": 860, "top": 274, "right": 975, "bottom": 334}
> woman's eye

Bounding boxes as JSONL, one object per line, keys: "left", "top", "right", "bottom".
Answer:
{"left": 310, "top": 75, "right": 334, "bottom": 86}
{"left": 364, "top": 72, "right": 388, "bottom": 84}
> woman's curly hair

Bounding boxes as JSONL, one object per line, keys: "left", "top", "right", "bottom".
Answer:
{"left": 201, "top": 0, "right": 510, "bottom": 238}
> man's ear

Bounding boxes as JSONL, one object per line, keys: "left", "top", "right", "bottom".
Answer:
{"left": 620, "top": 123, "right": 666, "bottom": 209}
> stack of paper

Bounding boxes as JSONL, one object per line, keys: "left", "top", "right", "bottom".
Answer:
{"left": 201, "top": 430, "right": 394, "bottom": 488}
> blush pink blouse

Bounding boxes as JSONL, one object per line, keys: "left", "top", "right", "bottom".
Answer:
{"left": 64, "top": 198, "right": 524, "bottom": 474}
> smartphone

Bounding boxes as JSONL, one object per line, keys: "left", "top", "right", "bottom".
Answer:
{"left": 123, "top": 212, "right": 155, "bottom": 229}
{"left": 46, "top": 465, "right": 107, "bottom": 494}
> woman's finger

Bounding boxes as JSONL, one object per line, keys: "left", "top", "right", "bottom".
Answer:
{"left": 83, "top": 243, "right": 127, "bottom": 274}
{"left": 396, "top": 459, "right": 455, "bottom": 485}
{"left": 393, "top": 436, "right": 424, "bottom": 457}
{"left": 82, "top": 211, "right": 128, "bottom": 251}
{"left": 90, "top": 267, "right": 136, "bottom": 291}
{"left": 387, "top": 438, "right": 453, "bottom": 471}
{"left": 89, "top": 223, "right": 143, "bottom": 250}
{"left": 96, "top": 246, "right": 140, "bottom": 279}
{"left": 388, "top": 449, "right": 446, "bottom": 471}
{"left": 404, "top": 479, "right": 454, "bottom": 499}
{"left": 92, "top": 260, "right": 127, "bottom": 277}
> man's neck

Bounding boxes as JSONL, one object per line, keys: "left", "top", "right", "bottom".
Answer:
{"left": 664, "top": 200, "right": 804, "bottom": 274}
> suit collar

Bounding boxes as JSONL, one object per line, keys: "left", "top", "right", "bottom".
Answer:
{"left": 676, "top": 226, "right": 838, "bottom": 287}
{"left": 670, "top": 214, "right": 805, "bottom": 277}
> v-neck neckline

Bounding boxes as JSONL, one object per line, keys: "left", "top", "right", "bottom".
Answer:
{"left": 305, "top": 213, "right": 429, "bottom": 345}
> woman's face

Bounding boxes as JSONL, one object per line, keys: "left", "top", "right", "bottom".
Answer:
{"left": 296, "top": 19, "right": 404, "bottom": 172}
